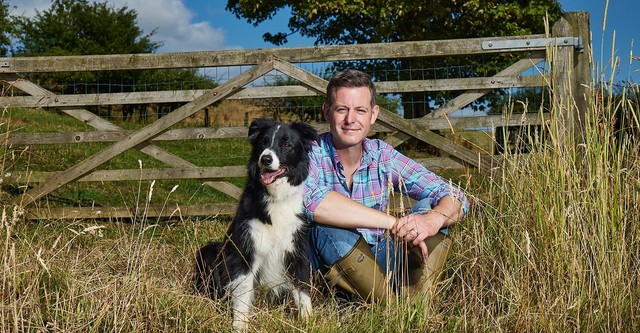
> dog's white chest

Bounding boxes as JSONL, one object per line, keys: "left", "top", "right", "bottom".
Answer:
{"left": 248, "top": 185, "right": 305, "bottom": 278}
{"left": 251, "top": 199, "right": 303, "bottom": 254}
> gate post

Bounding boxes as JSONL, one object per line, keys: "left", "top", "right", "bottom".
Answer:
{"left": 551, "top": 11, "right": 591, "bottom": 148}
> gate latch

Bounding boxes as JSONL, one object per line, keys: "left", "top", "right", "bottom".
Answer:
{"left": 482, "top": 37, "right": 583, "bottom": 52}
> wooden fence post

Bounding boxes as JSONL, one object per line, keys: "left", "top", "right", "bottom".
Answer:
{"left": 551, "top": 11, "right": 591, "bottom": 148}
{"left": 567, "top": 11, "right": 591, "bottom": 147}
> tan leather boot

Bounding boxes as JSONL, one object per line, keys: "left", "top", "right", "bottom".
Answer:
{"left": 324, "top": 237, "right": 394, "bottom": 303}
{"left": 407, "top": 232, "right": 451, "bottom": 296}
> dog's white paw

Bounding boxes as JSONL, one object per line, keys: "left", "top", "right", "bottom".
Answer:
{"left": 232, "top": 316, "right": 249, "bottom": 332}
{"left": 293, "top": 289, "right": 313, "bottom": 318}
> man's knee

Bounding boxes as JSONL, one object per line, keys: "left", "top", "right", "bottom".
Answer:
{"left": 310, "top": 225, "right": 362, "bottom": 266}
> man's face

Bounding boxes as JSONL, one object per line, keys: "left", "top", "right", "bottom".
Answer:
{"left": 323, "top": 86, "right": 379, "bottom": 150}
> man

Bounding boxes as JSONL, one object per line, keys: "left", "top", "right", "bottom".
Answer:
{"left": 303, "top": 69, "right": 469, "bottom": 301}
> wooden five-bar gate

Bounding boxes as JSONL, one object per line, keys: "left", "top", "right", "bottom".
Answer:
{"left": 0, "top": 12, "right": 591, "bottom": 220}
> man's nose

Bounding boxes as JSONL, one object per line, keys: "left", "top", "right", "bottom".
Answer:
{"left": 345, "top": 109, "right": 356, "bottom": 123}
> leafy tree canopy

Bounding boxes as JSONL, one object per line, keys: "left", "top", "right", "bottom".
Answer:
{"left": 12, "top": 0, "right": 160, "bottom": 56}
{"left": 227, "top": 0, "right": 564, "bottom": 118}
{"left": 0, "top": 0, "right": 11, "bottom": 56}
{"left": 227, "top": 0, "right": 562, "bottom": 46}
{"left": 9, "top": 0, "right": 216, "bottom": 96}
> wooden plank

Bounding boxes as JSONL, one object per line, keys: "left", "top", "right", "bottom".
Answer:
{"left": 7, "top": 165, "right": 246, "bottom": 183}
{"left": 1, "top": 75, "right": 544, "bottom": 109}
{"left": 17, "top": 59, "right": 276, "bottom": 206}
{"left": 206, "top": 181, "right": 243, "bottom": 200}
{"left": 375, "top": 75, "right": 545, "bottom": 93}
{"left": 564, "top": 12, "right": 590, "bottom": 146}
{"left": 426, "top": 52, "right": 547, "bottom": 119}
{"left": 8, "top": 158, "right": 464, "bottom": 184}
{"left": 7, "top": 114, "right": 545, "bottom": 146}
{"left": 414, "top": 157, "right": 465, "bottom": 170}
{"left": 551, "top": 17, "right": 575, "bottom": 147}
{"left": 24, "top": 203, "right": 238, "bottom": 220}
{"left": 384, "top": 51, "right": 548, "bottom": 147}
{"left": 1, "top": 35, "right": 546, "bottom": 73}
{"left": 3, "top": 74, "right": 246, "bottom": 199}
{"left": 0, "top": 86, "right": 314, "bottom": 108}
{"left": 375, "top": 108, "right": 493, "bottom": 170}
{"left": 233, "top": 85, "right": 317, "bottom": 99}
{"left": 271, "top": 58, "right": 492, "bottom": 170}
{"left": 7, "top": 127, "right": 249, "bottom": 145}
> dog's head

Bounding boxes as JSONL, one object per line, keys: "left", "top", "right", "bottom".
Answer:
{"left": 248, "top": 118, "right": 319, "bottom": 187}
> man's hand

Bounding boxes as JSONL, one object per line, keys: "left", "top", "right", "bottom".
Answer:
{"left": 391, "top": 211, "right": 447, "bottom": 263}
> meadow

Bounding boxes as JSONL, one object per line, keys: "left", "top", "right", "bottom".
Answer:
{"left": 1, "top": 70, "right": 639, "bottom": 332}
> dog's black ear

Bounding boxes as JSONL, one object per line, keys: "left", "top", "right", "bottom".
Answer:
{"left": 248, "top": 118, "right": 277, "bottom": 144}
{"left": 290, "top": 122, "right": 319, "bottom": 152}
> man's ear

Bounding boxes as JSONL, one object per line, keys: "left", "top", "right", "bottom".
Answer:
{"left": 322, "top": 103, "right": 331, "bottom": 122}
{"left": 370, "top": 105, "right": 380, "bottom": 125}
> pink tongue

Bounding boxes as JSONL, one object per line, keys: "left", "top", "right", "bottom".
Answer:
{"left": 260, "top": 168, "right": 286, "bottom": 185}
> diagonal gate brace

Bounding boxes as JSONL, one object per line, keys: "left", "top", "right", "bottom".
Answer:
{"left": 272, "top": 58, "right": 491, "bottom": 170}
{"left": 2, "top": 73, "right": 243, "bottom": 200}
{"left": 17, "top": 59, "right": 276, "bottom": 206}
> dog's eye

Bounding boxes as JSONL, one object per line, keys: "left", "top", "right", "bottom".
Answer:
{"left": 283, "top": 142, "right": 292, "bottom": 150}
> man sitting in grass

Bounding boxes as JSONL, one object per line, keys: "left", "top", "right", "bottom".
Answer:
{"left": 304, "top": 69, "right": 469, "bottom": 301}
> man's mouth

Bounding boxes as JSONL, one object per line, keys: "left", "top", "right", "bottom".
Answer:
{"left": 341, "top": 127, "right": 361, "bottom": 132}
{"left": 260, "top": 167, "right": 287, "bottom": 185}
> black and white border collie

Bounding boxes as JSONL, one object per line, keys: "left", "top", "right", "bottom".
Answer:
{"left": 195, "top": 118, "right": 318, "bottom": 330}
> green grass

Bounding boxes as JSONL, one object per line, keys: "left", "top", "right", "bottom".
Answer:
{"left": 2, "top": 107, "right": 250, "bottom": 207}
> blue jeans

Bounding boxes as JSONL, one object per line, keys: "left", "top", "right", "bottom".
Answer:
{"left": 307, "top": 198, "right": 447, "bottom": 284}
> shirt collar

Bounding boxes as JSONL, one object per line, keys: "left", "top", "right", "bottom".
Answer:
{"left": 322, "top": 132, "right": 376, "bottom": 171}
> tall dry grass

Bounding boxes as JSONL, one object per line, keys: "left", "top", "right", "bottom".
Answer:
{"left": 1, "top": 52, "right": 639, "bottom": 333}
{"left": 445, "top": 65, "right": 640, "bottom": 331}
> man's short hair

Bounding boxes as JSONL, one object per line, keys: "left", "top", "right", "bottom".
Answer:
{"left": 325, "top": 69, "right": 377, "bottom": 108}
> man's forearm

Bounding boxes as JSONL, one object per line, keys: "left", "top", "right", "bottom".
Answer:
{"left": 431, "top": 195, "right": 465, "bottom": 228}
{"left": 312, "top": 191, "right": 396, "bottom": 230}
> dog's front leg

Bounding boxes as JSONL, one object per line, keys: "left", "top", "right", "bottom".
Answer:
{"left": 291, "top": 288, "right": 313, "bottom": 318}
{"left": 229, "top": 273, "right": 255, "bottom": 331}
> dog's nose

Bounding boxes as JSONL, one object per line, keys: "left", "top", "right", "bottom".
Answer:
{"left": 260, "top": 154, "right": 273, "bottom": 166}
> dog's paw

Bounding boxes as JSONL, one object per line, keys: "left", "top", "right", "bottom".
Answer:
{"left": 293, "top": 289, "right": 313, "bottom": 318}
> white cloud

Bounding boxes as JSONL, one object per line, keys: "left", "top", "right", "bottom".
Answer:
{"left": 109, "top": 0, "right": 227, "bottom": 52}
{"left": 7, "top": 0, "right": 50, "bottom": 17}
{"left": 8, "top": 0, "right": 230, "bottom": 52}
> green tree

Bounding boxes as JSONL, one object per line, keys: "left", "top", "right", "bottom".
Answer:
{"left": 227, "top": 0, "right": 563, "bottom": 118}
{"left": 11, "top": 0, "right": 161, "bottom": 94}
{"left": 13, "top": 0, "right": 158, "bottom": 56}
{"left": 0, "top": 0, "right": 11, "bottom": 56}
{"left": 11, "top": 0, "right": 216, "bottom": 107}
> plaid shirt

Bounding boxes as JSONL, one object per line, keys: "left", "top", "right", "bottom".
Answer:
{"left": 304, "top": 132, "right": 470, "bottom": 243}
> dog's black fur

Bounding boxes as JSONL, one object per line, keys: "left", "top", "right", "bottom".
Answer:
{"left": 194, "top": 118, "right": 318, "bottom": 330}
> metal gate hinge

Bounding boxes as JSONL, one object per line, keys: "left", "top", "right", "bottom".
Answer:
{"left": 482, "top": 37, "right": 584, "bottom": 52}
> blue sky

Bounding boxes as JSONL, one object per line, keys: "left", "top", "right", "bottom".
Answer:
{"left": 562, "top": 0, "right": 638, "bottom": 84}
{"left": 10, "top": 0, "right": 639, "bottom": 83}
{"left": 190, "top": 0, "right": 640, "bottom": 84}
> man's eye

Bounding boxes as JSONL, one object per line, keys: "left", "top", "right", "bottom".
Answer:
{"left": 356, "top": 109, "right": 367, "bottom": 115}
{"left": 335, "top": 108, "right": 348, "bottom": 114}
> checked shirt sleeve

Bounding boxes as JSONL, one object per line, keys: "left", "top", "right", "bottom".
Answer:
{"left": 389, "top": 147, "right": 470, "bottom": 218}
{"left": 303, "top": 143, "right": 330, "bottom": 221}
